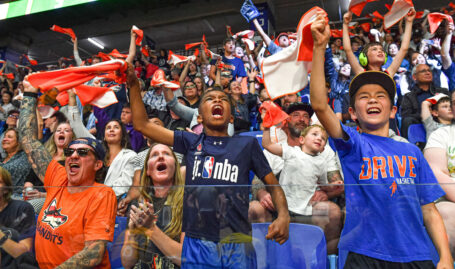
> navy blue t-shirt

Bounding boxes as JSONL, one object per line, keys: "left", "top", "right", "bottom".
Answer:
{"left": 173, "top": 131, "right": 271, "bottom": 242}
{"left": 332, "top": 123, "right": 445, "bottom": 262}
{"left": 211, "top": 56, "right": 247, "bottom": 81}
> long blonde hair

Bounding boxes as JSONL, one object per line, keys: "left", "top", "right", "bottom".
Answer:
{"left": 44, "top": 123, "right": 75, "bottom": 161}
{"left": 139, "top": 143, "right": 184, "bottom": 241}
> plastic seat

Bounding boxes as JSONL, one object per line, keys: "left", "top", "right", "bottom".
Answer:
{"left": 107, "top": 216, "right": 128, "bottom": 269}
{"left": 407, "top": 123, "right": 426, "bottom": 145}
{"left": 239, "top": 131, "right": 263, "bottom": 149}
{"left": 252, "top": 223, "right": 327, "bottom": 269}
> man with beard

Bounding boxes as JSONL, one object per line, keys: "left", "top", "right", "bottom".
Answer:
{"left": 250, "top": 103, "right": 343, "bottom": 253}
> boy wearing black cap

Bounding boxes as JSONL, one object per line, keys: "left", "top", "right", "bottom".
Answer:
{"left": 310, "top": 12, "right": 453, "bottom": 267}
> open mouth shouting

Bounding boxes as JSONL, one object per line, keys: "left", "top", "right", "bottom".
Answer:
{"left": 211, "top": 105, "right": 224, "bottom": 119}
{"left": 57, "top": 135, "right": 66, "bottom": 144}
{"left": 68, "top": 162, "right": 80, "bottom": 175}
{"left": 367, "top": 107, "right": 381, "bottom": 115}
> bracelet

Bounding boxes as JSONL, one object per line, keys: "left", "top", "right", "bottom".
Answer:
{"left": 23, "top": 92, "right": 38, "bottom": 98}
{"left": 0, "top": 230, "right": 11, "bottom": 247}
{"left": 248, "top": 80, "right": 255, "bottom": 83}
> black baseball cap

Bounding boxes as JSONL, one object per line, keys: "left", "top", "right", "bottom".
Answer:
{"left": 68, "top": 138, "right": 105, "bottom": 160}
{"left": 285, "top": 102, "right": 314, "bottom": 117}
{"left": 349, "top": 71, "right": 396, "bottom": 103}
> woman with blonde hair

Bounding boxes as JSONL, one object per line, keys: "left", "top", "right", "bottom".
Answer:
{"left": 121, "top": 143, "right": 185, "bottom": 269}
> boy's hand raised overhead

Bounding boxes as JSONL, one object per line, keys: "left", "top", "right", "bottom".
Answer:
{"left": 311, "top": 12, "right": 330, "bottom": 48}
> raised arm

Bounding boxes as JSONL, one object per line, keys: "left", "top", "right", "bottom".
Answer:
{"left": 343, "top": 12, "right": 363, "bottom": 75}
{"left": 310, "top": 12, "right": 345, "bottom": 139}
{"left": 386, "top": 9, "right": 415, "bottom": 77}
{"left": 247, "top": 68, "right": 258, "bottom": 94}
{"left": 65, "top": 89, "right": 95, "bottom": 139}
{"left": 127, "top": 64, "right": 174, "bottom": 146}
{"left": 262, "top": 127, "right": 283, "bottom": 156}
{"left": 56, "top": 240, "right": 107, "bottom": 269}
{"left": 165, "top": 90, "right": 197, "bottom": 122}
{"left": 19, "top": 79, "right": 52, "bottom": 182}
{"left": 441, "top": 22, "right": 454, "bottom": 69}
{"left": 200, "top": 44, "right": 210, "bottom": 65}
{"left": 126, "top": 28, "right": 137, "bottom": 64}
{"left": 72, "top": 38, "right": 83, "bottom": 66}
{"left": 252, "top": 18, "right": 273, "bottom": 46}
{"left": 179, "top": 60, "right": 191, "bottom": 86}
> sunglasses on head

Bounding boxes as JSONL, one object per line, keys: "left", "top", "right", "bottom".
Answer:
{"left": 63, "top": 148, "right": 95, "bottom": 157}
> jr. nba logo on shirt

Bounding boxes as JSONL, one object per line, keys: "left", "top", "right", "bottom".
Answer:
{"left": 192, "top": 156, "right": 239, "bottom": 182}
{"left": 202, "top": 156, "right": 214, "bottom": 178}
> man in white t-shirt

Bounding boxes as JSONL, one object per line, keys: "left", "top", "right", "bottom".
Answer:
{"left": 424, "top": 90, "right": 455, "bottom": 257}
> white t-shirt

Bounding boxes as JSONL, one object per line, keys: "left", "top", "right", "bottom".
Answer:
{"left": 425, "top": 125, "right": 455, "bottom": 177}
{"left": 264, "top": 126, "right": 340, "bottom": 175}
{"left": 280, "top": 144, "right": 328, "bottom": 216}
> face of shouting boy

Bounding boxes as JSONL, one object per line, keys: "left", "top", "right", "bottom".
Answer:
{"left": 198, "top": 90, "right": 233, "bottom": 135}
{"left": 349, "top": 84, "right": 396, "bottom": 134}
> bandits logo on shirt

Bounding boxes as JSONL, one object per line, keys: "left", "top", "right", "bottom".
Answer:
{"left": 42, "top": 199, "right": 68, "bottom": 229}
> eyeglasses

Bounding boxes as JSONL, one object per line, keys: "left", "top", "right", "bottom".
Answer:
{"left": 63, "top": 148, "right": 94, "bottom": 157}
{"left": 184, "top": 85, "right": 196, "bottom": 89}
{"left": 8, "top": 114, "right": 18, "bottom": 119}
{"left": 416, "top": 69, "right": 431, "bottom": 74}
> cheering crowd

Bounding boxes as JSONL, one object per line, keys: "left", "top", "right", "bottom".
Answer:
{"left": 0, "top": 0, "right": 455, "bottom": 268}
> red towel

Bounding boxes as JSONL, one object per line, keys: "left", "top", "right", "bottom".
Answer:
{"left": 26, "top": 60, "right": 126, "bottom": 107}
{"left": 50, "top": 25, "right": 76, "bottom": 40}
{"left": 259, "top": 101, "right": 289, "bottom": 128}
{"left": 132, "top": 26, "right": 143, "bottom": 46}
{"left": 428, "top": 12, "right": 454, "bottom": 34}
{"left": 349, "top": 0, "right": 378, "bottom": 17}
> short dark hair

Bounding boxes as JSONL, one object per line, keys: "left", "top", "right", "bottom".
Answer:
{"left": 7, "top": 109, "right": 19, "bottom": 116}
{"left": 362, "top": 42, "right": 383, "bottom": 57}
{"left": 2, "top": 91, "right": 13, "bottom": 100}
{"left": 53, "top": 111, "right": 68, "bottom": 124}
{"left": 123, "top": 103, "right": 131, "bottom": 109}
{"left": 198, "top": 88, "right": 231, "bottom": 113}
{"left": 223, "top": 37, "right": 235, "bottom": 45}
{"left": 432, "top": 97, "right": 451, "bottom": 111}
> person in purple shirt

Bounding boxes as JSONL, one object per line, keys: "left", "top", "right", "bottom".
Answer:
{"left": 94, "top": 103, "right": 145, "bottom": 152}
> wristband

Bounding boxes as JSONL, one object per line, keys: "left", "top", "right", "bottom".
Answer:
{"left": 248, "top": 80, "right": 255, "bottom": 83}
{"left": 0, "top": 230, "right": 11, "bottom": 247}
{"left": 23, "top": 92, "right": 38, "bottom": 98}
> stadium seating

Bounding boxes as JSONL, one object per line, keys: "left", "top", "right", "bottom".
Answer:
{"left": 252, "top": 222, "right": 327, "bottom": 269}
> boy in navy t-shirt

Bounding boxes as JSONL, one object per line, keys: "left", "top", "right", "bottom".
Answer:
{"left": 127, "top": 64, "right": 290, "bottom": 268}
{"left": 310, "top": 12, "right": 453, "bottom": 268}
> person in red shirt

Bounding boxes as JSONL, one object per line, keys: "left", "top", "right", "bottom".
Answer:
{"left": 19, "top": 78, "right": 117, "bottom": 269}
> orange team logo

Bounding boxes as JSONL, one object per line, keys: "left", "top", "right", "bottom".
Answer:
{"left": 389, "top": 181, "right": 397, "bottom": 197}
{"left": 42, "top": 199, "right": 68, "bottom": 229}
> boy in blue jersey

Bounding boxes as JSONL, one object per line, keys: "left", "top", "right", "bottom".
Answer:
{"left": 126, "top": 64, "right": 290, "bottom": 268}
{"left": 310, "top": 12, "right": 453, "bottom": 268}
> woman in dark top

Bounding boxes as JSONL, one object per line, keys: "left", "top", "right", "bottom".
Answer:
{"left": 0, "top": 166, "right": 36, "bottom": 268}
{"left": 181, "top": 81, "right": 200, "bottom": 109}
{"left": 229, "top": 79, "right": 259, "bottom": 133}
{"left": 121, "top": 143, "right": 184, "bottom": 269}
{"left": 0, "top": 128, "right": 33, "bottom": 197}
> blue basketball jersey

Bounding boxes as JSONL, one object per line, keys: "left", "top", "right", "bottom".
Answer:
{"left": 173, "top": 131, "right": 272, "bottom": 242}
{"left": 332, "top": 124, "right": 445, "bottom": 262}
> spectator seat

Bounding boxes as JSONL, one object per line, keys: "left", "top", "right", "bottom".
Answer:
{"left": 252, "top": 222, "right": 327, "bottom": 269}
